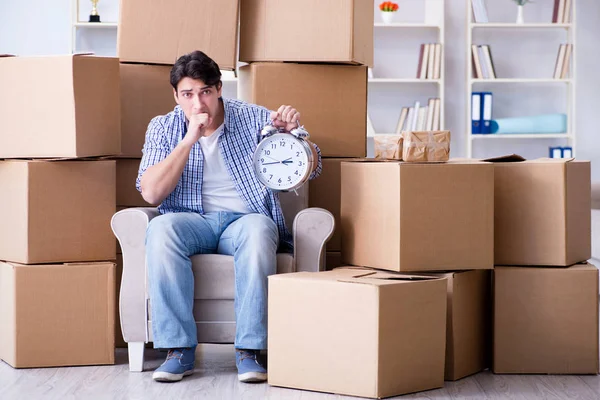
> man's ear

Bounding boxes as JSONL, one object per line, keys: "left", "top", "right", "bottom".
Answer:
{"left": 173, "top": 88, "right": 179, "bottom": 105}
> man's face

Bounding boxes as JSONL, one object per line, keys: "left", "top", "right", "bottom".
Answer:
{"left": 174, "top": 77, "right": 222, "bottom": 124}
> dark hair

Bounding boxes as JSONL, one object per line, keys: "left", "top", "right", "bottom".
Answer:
{"left": 170, "top": 51, "right": 222, "bottom": 91}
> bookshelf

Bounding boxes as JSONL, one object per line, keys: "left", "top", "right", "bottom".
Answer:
{"left": 466, "top": 0, "right": 576, "bottom": 158}
{"left": 70, "top": 0, "right": 119, "bottom": 55}
{"left": 368, "top": 0, "right": 445, "bottom": 138}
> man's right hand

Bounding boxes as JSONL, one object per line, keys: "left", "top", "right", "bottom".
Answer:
{"left": 183, "top": 111, "right": 212, "bottom": 145}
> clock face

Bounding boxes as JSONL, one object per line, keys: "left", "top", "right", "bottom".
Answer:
{"left": 253, "top": 133, "right": 311, "bottom": 190}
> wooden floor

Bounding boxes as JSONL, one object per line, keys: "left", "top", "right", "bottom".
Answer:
{"left": 1, "top": 344, "right": 600, "bottom": 400}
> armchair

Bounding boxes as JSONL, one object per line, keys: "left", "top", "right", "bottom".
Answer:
{"left": 111, "top": 186, "right": 334, "bottom": 371}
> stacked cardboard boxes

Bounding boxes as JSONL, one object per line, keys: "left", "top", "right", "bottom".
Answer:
{"left": 0, "top": 54, "right": 119, "bottom": 368}
{"left": 338, "top": 158, "right": 495, "bottom": 385}
{"left": 237, "top": 0, "right": 374, "bottom": 270}
{"left": 488, "top": 156, "right": 597, "bottom": 375}
{"left": 115, "top": 0, "right": 242, "bottom": 347}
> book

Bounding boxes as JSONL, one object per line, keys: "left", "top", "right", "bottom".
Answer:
{"left": 416, "top": 44, "right": 425, "bottom": 79}
{"left": 427, "top": 44, "right": 435, "bottom": 79}
{"left": 432, "top": 44, "right": 442, "bottom": 80}
{"left": 433, "top": 99, "right": 441, "bottom": 130}
{"left": 411, "top": 101, "right": 421, "bottom": 131}
{"left": 395, "top": 107, "right": 409, "bottom": 134}
{"left": 553, "top": 44, "right": 566, "bottom": 79}
{"left": 478, "top": 46, "right": 489, "bottom": 79}
{"left": 472, "top": 45, "right": 483, "bottom": 78}
{"left": 419, "top": 44, "right": 431, "bottom": 79}
{"left": 560, "top": 44, "right": 572, "bottom": 79}
{"left": 426, "top": 98, "right": 436, "bottom": 130}
{"left": 557, "top": 0, "right": 566, "bottom": 23}
{"left": 563, "top": 0, "right": 572, "bottom": 23}
{"left": 481, "top": 45, "right": 496, "bottom": 79}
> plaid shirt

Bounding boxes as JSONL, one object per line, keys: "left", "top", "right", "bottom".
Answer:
{"left": 136, "top": 98, "right": 322, "bottom": 250}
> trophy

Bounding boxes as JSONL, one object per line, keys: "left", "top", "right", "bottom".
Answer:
{"left": 89, "top": 0, "right": 101, "bottom": 23}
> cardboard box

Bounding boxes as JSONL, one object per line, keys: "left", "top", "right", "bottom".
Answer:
{"left": 424, "top": 270, "right": 492, "bottom": 381}
{"left": 115, "top": 254, "right": 126, "bottom": 348}
{"left": 118, "top": 0, "right": 239, "bottom": 69}
{"left": 0, "top": 160, "right": 116, "bottom": 264}
{"left": 309, "top": 158, "right": 357, "bottom": 251}
{"left": 341, "top": 160, "right": 494, "bottom": 272}
{"left": 0, "top": 261, "right": 115, "bottom": 368}
{"left": 239, "top": 63, "right": 367, "bottom": 157}
{"left": 116, "top": 159, "right": 152, "bottom": 207}
{"left": 493, "top": 264, "right": 599, "bottom": 374}
{"left": 0, "top": 54, "right": 120, "bottom": 158}
{"left": 240, "top": 0, "right": 373, "bottom": 65}
{"left": 120, "top": 64, "right": 175, "bottom": 157}
{"left": 325, "top": 252, "right": 342, "bottom": 271}
{"left": 489, "top": 156, "right": 591, "bottom": 266}
{"left": 268, "top": 268, "right": 447, "bottom": 398}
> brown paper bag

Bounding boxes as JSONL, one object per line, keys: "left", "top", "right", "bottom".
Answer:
{"left": 374, "top": 134, "right": 403, "bottom": 160}
{"left": 402, "top": 131, "right": 450, "bottom": 162}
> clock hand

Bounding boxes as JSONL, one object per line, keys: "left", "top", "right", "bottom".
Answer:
{"left": 262, "top": 161, "right": 281, "bottom": 166}
{"left": 265, "top": 155, "right": 281, "bottom": 163}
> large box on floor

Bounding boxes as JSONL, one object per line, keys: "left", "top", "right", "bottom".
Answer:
{"left": 425, "top": 270, "right": 491, "bottom": 381}
{"left": 493, "top": 264, "right": 599, "bottom": 374}
{"left": 489, "top": 156, "right": 591, "bottom": 266}
{"left": 116, "top": 159, "right": 152, "bottom": 207}
{"left": 309, "top": 158, "right": 355, "bottom": 251}
{"left": 0, "top": 160, "right": 116, "bottom": 264}
{"left": 0, "top": 261, "right": 115, "bottom": 368}
{"left": 268, "top": 268, "right": 447, "bottom": 398}
{"left": 118, "top": 0, "right": 239, "bottom": 69}
{"left": 120, "top": 63, "right": 175, "bottom": 157}
{"left": 239, "top": 63, "right": 367, "bottom": 157}
{"left": 341, "top": 160, "right": 494, "bottom": 272}
{"left": 240, "top": 0, "right": 373, "bottom": 65}
{"left": 0, "top": 54, "right": 120, "bottom": 158}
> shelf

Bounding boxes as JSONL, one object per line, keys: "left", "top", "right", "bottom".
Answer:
{"left": 74, "top": 22, "right": 118, "bottom": 28}
{"left": 374, "top": 23, "right": 441, "bottom": 28}
{"left": 471, "top": 133, "right": 570, "bottom": 140}
{"left": 369, "top": 78, "right": 441, "bottom": 84}
{"left": 471, "top": 23, "right": 571, "bottom": 29}
{"left": 471, "top": 78, "right": 572, "bottom": 84}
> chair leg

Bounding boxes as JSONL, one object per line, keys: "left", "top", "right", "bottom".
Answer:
{"left": 128, "top": 342, "right": 146, "bottom": 372}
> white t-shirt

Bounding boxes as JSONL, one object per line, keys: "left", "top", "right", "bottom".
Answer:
{"left": 199, "top": 124, "right": 251, "bottom": 214}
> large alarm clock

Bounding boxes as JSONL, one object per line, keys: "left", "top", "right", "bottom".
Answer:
{"left": 252, "top": 121, "right": 315, "bottom": 192}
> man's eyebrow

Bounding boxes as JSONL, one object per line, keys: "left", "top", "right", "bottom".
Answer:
{"left": 200, "top": 85, "right": 212, "bottom": 90}
{"left": 180, "top": 89, "right": 193, "bottom": 92}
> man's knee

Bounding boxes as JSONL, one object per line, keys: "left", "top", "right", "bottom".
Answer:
{"left": 147, "top": 213, "right": 180, "bottom": 244}
{"left": 239, "top": 214, "right": 278, "bottom": 242}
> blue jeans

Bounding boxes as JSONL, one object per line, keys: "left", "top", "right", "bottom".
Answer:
{"left": 146, "top": 212, "right": 279, "bottom": 350}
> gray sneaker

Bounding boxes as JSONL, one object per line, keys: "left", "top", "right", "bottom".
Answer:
{"left": 235, "top": 349, "right": 267, "bottom": 383}
{"left": 152, "top": 348, "right": 195, "bottom": 382}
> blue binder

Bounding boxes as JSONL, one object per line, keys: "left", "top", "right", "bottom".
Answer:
{"left": 481, "top": 92, "right": 493, "bottom": 134}
{"left": 471, "top": 92, "right": 482, "bottom": 134}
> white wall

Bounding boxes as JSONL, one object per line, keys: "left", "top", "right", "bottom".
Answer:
{"left": 1, "top": 0, "right": 598, "bottom": 180}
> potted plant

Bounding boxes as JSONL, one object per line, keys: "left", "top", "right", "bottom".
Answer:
{"left": 512, "top": 0, "right": 533, "bottom": 24}
{"left": 379, "top": 1, "right": 399, "bottom": 24}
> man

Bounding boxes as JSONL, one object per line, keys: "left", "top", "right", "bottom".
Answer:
{"left": 136, "top": 50, "right": 322, "bottom": 383}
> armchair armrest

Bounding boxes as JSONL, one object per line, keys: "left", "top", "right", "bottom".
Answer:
{"left": 293, "top": 207, "right": 335, "bottom": 273}
{"left": 111, "top": 207, "right": 160, "bottom": 343}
